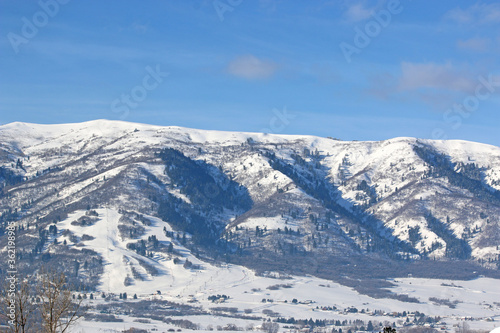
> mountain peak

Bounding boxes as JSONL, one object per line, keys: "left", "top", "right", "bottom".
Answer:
{"left": 1, "top": 120, "right": 499, "bottom": 291}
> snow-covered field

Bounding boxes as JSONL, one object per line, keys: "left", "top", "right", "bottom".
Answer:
{"left": 73, "top": 273, "right": 500, "bottom": 332}
{"left": 55, "top": 208, "right": 500, "bottom": 333}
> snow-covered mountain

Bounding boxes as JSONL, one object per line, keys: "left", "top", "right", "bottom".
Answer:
{"left": 1, "top": 120, "right": 500, "bottom": 291}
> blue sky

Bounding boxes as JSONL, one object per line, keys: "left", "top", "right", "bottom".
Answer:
{"left": 1, "top": 1, "right": 500, "bottom": 145}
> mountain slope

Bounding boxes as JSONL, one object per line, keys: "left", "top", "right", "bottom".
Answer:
{"left": 1, "top": 120, "right": 499, "bottom": 290}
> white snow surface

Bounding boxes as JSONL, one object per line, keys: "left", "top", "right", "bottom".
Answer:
{"left": 2, "top": 120, "right": 500, "bottom": 331}
{"left": 3, "top": 119, "right": 500, "bottom": 260}
{"left": 53, "top": 208, "right": 500, "bottom": 332}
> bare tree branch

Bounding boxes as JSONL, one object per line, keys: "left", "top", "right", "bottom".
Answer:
{"left": 38, "top": 269, "right": 83, "bottom": 333}
{"left": 0, "top": 278, "right": 37, "bottom": 333}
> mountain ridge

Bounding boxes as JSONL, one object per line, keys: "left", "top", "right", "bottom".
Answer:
{"left": 1, "top": 119, "right": 500, "bottom": 293}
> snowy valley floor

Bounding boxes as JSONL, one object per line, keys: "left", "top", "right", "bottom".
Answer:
{"left": 54, "top": 209, "right": 500, "bottom": 333}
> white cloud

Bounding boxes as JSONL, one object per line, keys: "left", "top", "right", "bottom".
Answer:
{"left": 444, "top": 7, "right": 472, "bottom": 24}
{"left": 227, "top": 55, "right": 278, "bottom": 80}
{"left": 367, "top": 62, "right": 490, "bottom": 109}
{"left": 131, "top": 23, "right": 148, "bottom": 34}
{"left": 259, "top": 0, "right": 280, "bottom": 13}
{"left": 445, "top": 3, "right": 500, "bottom": 24}
{"left": 457, "top": 38, "right": 490, "bottom": 52}
{"left": 344, "top": 3, "right": 374, "bottom": 22}
{"left": 398, "top": 62, "right": 476, "bottom": 94}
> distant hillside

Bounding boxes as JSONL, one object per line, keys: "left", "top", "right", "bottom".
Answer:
{"left": 1, "top": 120, "right": 499, "bottom": 292}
